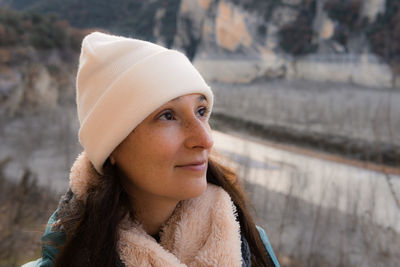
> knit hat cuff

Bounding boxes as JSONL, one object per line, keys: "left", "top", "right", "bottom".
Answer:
{"left": 78, "top": 49, "right": 214, "bottom": 174}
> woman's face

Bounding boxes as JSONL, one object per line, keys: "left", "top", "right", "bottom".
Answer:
{"left": 110, "top": 93, "right": 214, "bottom": 203}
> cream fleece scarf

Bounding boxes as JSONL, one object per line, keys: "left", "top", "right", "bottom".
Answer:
{"left": 68, "top": 152, "right": 243, "bottom": 267}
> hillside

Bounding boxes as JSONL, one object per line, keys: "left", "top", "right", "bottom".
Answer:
{"left": 0, "top": 8, "right": 87, "bottom": 117}
{"left": 1, "top": 0, "right": 399, "bottom": 87}
{"left": 0, "top": 0, "right": 180, "bottom": 46}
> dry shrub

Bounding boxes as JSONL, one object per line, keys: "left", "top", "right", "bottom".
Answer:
{"left": 0, "top": 157, "right": 59, "bottom": 267}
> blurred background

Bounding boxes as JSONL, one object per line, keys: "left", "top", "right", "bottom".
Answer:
{"left": 0, "top": 0, "right": 399, "bottom": 266}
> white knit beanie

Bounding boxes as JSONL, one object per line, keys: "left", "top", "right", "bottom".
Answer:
{"left": 76, "top": 31, "right": 214, "bottom": 175}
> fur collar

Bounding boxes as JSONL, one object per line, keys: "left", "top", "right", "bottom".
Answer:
{"left": 68, "top": 151, "right": 243, "bottom": 266}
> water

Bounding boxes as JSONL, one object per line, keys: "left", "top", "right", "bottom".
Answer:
{"left": 212, "top": 130, "right": 400, "bottom": 234}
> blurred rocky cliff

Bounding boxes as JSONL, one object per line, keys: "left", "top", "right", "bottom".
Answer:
{"left": 172, "top": 0, "right": 396, "bottom": 87}
{"left": 0, "top": 46, "right": 78, "bottom": 117}
{"left": 1, "top": 0, "right": 398, "bottom": 88}
{"left": 0, "top": 8, "right": 92, "bottom": 117}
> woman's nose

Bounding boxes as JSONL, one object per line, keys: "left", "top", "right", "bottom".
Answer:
{"left": 183, "top": 118, "right": 214, "bottom": 150}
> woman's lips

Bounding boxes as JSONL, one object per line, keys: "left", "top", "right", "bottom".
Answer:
{"left": 176, "top": 162, "right": 207, "bottom": 171}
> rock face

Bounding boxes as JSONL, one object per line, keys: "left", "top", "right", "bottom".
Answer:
{"left": 174, "top": 0, "right": 387, "bottom": 56}
{"left": 173, "top": 0, "right": 218, "bottom": 60}
{"left": 171, "top": 0, "right": 397, "bottom": 88}
{"left": 1, "top": 0, "right": 393, "bottom": 89}
{"left": 0, "top": 0, "right": 395, "bottom": 112}
{"left": 361, "top": 0, "right": 385, "bottom": 22}
{"left": 214, "top": 1, "right": 252, "bottom": 52}
{"left": 175, "top": 0, "right": 273, "bottom": 57}
{"left": 173, "top": 0, "right": 290, "bottom": 83}
{"left": 0, "top": 46, "right": 78, "bottom": 118}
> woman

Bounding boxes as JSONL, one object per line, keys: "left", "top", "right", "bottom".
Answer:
{"left": 23, "top": 31, "right": 279, "bottom": 267}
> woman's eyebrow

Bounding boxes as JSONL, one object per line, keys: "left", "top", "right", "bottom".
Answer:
{"left": 171, "top": 95, "right": 207, "bottom": 102}
{"left": 198, "top": 95, "right": 207, "bottom": 102}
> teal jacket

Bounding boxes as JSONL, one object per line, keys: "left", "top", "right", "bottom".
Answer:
{"left": 22, "top": 211, "right": 280, "bottom": 267}
{"left": 22, "top": 211, "right": 64, "bottom": 267}
{"left": 256, "top": 225, "right": 280, "bottom": 267}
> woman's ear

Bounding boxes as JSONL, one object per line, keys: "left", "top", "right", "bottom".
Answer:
{"left": 109, "top": 154, "right": 116, "bottom": 165}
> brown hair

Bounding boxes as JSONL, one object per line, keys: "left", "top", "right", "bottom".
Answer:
{"left": 54, "top": 156, "right": 275, "bottom": 267}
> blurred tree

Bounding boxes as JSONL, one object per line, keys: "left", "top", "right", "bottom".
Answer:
{"left": 324, "top": 0, "right": 367, "bottom": 48}
{"left": 0, "top": 8, "right": 22, "bottom": 46}
{"left": 229, "top": 0, "right": 280, "bottom": 24}
{"left": 159, "top": 0, "right": 180, "bottom": 48}
{"left": 278, "top": 0, "right": 317, "bottom": 57}
{"left": 367, "top": 0, "right": 400, "bottom": 87}
{"left": 0, "top": 7, "right": 82, "bottom": 51}
{"left": 0, "top": 0, "right": 180, "bottom": 43}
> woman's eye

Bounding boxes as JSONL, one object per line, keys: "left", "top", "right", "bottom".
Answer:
{"left": 198, "top": 107, "right": 210, "bottom": 118}
{"left": 159, "top": 111, "right": 175, "bottom": 120}
{"left": 159, "top": 107, "right": 210, "bottom": 121}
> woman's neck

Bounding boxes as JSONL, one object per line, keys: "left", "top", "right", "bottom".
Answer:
{"left": 130, "top": 195, "right": 179, "bottom": 236}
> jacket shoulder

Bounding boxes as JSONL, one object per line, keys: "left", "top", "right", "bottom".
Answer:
{"left": 21, "top": 210, "right": 66, "bottom": 267}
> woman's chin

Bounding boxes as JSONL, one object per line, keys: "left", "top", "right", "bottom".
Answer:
{"left": 177, "top": 177, "right": 208, "bottom": 200}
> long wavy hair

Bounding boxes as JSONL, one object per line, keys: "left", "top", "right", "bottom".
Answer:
{"left": 53, "top": 153, "right": 275, "bottom": 267}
